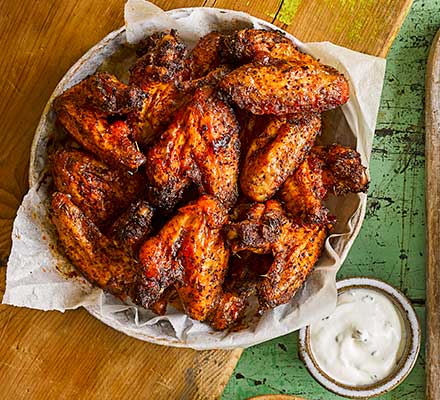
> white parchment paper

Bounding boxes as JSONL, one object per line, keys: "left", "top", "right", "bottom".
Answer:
{"left": 2, "top": 1, "right": 386, "bottom": 349}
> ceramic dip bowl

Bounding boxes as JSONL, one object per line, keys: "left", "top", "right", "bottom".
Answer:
{"left": 298, "top": 277, "right": 421, "bottom": 398}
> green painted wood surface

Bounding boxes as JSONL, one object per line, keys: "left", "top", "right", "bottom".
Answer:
{"left": 223, "top": 0, "right": 435, "bottom": 398}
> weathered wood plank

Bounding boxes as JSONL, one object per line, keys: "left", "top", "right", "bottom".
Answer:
{"left": 0, "top": 268, "right": 242, "bottom": 400}
{"left": 425, "top": 26, "right": 440, "bottom": 400}
{"left": 272, "top": 0, "right": 413, "bottom": 57}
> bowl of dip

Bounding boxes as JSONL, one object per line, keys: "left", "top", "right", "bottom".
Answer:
{"left": 298, "top": 277, "right": 421, "bottom": 398}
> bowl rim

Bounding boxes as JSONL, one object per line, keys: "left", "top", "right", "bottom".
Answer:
{"left": 298, "top": 277, "right": 421, "bottom": 398}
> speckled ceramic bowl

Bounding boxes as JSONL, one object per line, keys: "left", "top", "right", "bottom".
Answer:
{"left": 298, "top": 277, "right": 421, "bottom": 398}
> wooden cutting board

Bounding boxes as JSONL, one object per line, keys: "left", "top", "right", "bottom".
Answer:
{"left": 425, "top": 27, "right": 440, "bottom": 400}
{"left": 0, "top": 1, "right": 413, "bottom": 399}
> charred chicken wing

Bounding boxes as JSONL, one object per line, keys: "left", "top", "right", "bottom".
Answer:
{"left": 51, "top": 192, "right": 138, "bottom": 297}
{"left": 54, "top": 74, "right": 146, "bottom": 170}
{"left": 240, "top": 114, "right": 321, "bottom": 202}
{"left": 135, "top": 195, "right": 230, "bottom": 322}
{"left": 280, "top": 144, "right": 369, "bottom": 222}
{"left": 226, "top": 200, "right": 329, "bottom": 309}
{"left": 129, "top": 30, "right": 191, "bottom": 145}
{"left": 146, "top": 86, "right": 240, "bottom": 210}
{"left": 107, "top": 200, "right": 154, "bottom": 254}
{"left": 51, "top": 148, "right": 144, "bottom": 227}
{"left": 225, "top": 28, "right": 307, "bottom": 63}
{"left": 186, "top": 31, "right": 228, "bottom": 79}
{"left": 219, "top": 58, "right": 349, "bottom": 116}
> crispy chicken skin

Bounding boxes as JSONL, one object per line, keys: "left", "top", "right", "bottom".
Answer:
{"left": 51, "top": 192, "right": 138, "bottom": 297}
{"left": 135, "top": 30, "right": 188, "bottom": 73}
{"left": 312, "top": 144, "right": 369, "bottom": 195}
{"left": 226, "top": 200, "right": 329, "bottom": 309}
{"left": 280, "top": 144, "right": 369, "bottom": 222}
{"left": 225, "top": 29, "right": 305, "bottom": 63}
{"left": 240, "top": 114, "right": 321, "bottom": 202}
{"left": 259, "top": 219, "right": 328, "bottom": 309}
{"left": 280, "top": 154, "right": 328, "bottom": 223}
{"left": 206, "top": 291, "right": 249, "bottom": 330}
{"left": 57, "top": 72, "right": 147, "bottom": 114}
{"left": 129, "top": 30, "right": 190, "bottom": 145}
{"left": 226, "top": 201, "right": 290, "bottom": 255}
{"left": 129, "top": 31, "right": 233, "bottom": 146}
{"left": 51, "top": 148, "right": 144, "bottom": 227}
{"left": 53, "top": 73, "right": 146, "bottom": 170}
{"left": 135, "top": 195, "right": 230, "bottom": 321}
{"left": 107, "top": 200, "right": 154, "bottom": 254}
{"left": 146, "top": 86, "right": 240, "bottom": 210}
{"left": 219, "top": 58, "right": 349, "bottom": 116}
{"left": 186, "top": 32, "right": 227, "bottom": 79}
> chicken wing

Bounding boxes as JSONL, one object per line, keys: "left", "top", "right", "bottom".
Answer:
{"left": 53, "top": 73, "right": 146, "bottom": 170}
{"left": 280, "top": 144, "right": 369, "bottom": 222}
{"left": 225, "top": 201, "right": 289, "bottom": 254}
{"left": 107, "top": 199, "right": 154, "bottom": 254}
{"left": 259, "top": 219, "right": 328, "bottom": 309}
{"left": 51, "top": 192, "right": 138, "bottom": 297}
{"left": 51, "top": 148, "right": 144, "bottom": 227}
{"left": 240, "top": 114, "right": 321, "bottom": 202}
{"left": 146, "top": 86, "right": 240, "bottom": 210}
{"left": 134, "top": 195, "right": 229, "bottom": 322}
{"left": 129, "top": 30, "right": 191, "bottom": 146}
{"left": 186, "top": 32, "right": 228, "bottom": 79}
{"left": 219, "top": 58, "right": 349, "bottom": 116}
{"left": 56, "top": 72, "right": 146, "bottom": 114}
{"left": 224, "top": 28, "right": 308, "bottom": 63}
{"left": 225, "top": 200, "right": 329, "bottom": 309}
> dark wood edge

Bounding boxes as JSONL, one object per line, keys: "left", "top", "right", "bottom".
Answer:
{"left": 425, "top": 27, "right": 440, "bottom": 400}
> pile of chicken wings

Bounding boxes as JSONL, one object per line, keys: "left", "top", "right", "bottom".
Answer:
{"left": 50, "top": 28, "right": 368, "bottom": 330}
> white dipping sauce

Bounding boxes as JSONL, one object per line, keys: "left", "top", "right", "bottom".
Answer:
{"left": 310, "top": 288, "right": 406, "bottom": 386}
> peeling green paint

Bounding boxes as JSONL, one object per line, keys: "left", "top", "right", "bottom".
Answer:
{"left": 278, "top": 0, "right": 301, "bottom": 25}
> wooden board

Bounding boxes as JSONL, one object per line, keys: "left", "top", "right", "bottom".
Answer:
{"left": 425, "top": 27, "right": 440, "bottom": 400}
{"left": 0, "top": 0, "right": 413, "bottom": 399}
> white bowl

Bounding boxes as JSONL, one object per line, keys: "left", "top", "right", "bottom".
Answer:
{"left": 298, "top": 277, "right": 421, "bottom": 398}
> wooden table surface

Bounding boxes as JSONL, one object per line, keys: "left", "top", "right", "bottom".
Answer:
{"left": 0, "top": 0, "right": 430, "bottom": 399}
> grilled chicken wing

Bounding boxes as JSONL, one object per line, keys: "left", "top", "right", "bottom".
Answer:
{"left": 135, "top": 195, "right": 230, "bottom": 322}
{"left": 51, "top": 148, "right": 144, "bottom": 227}
{"left": 225, "top": 28, "right": 306, "bottom": 63}
{"left": 54, "top": 73, "right": 146, "bottom": 170}
{"left": 280, "top": 144, "right": 369, "bottom": 222}
{"left": 51, "top": 192, "right": 138, "bottom": 297}
{"left": 129, "top": 30, "right": 191, "bottom": 146}
{"left": 226, "top": 200, "right": 329, "bottom": 309}
{"left": 129, "top": 31, "right": 233, "bottom": 146}
{"left": 55, "top": 72, "right": 146, "bottom": 114}
{"left": 219, "top": 58, "right": 349, "bottom": 116}
{"left": 240, "top": 114, "right": 321, "bottom": 202}
{"left": 206, "top": 290, "right": 249, "bottom": 331}
{"left": 186, "top": 32, "right": 227, "bottom": 79}
{"left": 259, "top": 218, "right": 328, "bottom": 309}
{"left": 146, "top": 86, "right": 240, "bottom": 210}
{"left": 107, "top": 200, "right": 154, "bottom": 253}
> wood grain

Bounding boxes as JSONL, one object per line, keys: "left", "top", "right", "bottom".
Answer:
{"left": 271, "top": 0, "right": 413, "bottom": 58}
{"left": 0, "top": 268, "right": 243, "bottom": 400}
{"left": 0, "top": 0, "right": 414, "bottom": 399}
{"left": 425, "top": 27, "right": 440, "bottom": 400}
